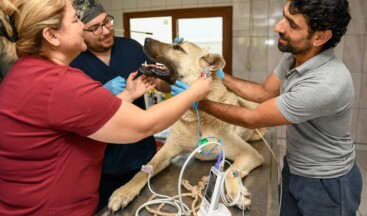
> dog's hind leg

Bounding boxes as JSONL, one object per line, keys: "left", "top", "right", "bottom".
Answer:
{"left": 108, "top": 136, "right": 187, "bottom": 212}
{"left": 221, "top": 132, "right": 264, "bottom": 210}
{"left": 246, "top": 127, "right": 267, "bottom": 141}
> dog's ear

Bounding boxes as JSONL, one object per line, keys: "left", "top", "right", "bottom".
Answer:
{"left": 200, "top": 54, "right": 226, "bottom": 71}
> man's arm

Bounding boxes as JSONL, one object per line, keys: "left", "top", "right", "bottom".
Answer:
{"left": 154, "top": 78, "right": 171, "bottom": 93}
{"left": 223, "top": 72, "right": 281, "bottom": 103}
{"left": 199, "top": 97, "right": 290, "bottom": 129}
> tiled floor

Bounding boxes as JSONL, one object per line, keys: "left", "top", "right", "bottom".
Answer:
{"left": 277, "top": 143, "right": 367, "bottom": 215}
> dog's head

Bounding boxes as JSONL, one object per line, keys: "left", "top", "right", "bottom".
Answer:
{"left": 139, "top": 38, "right": 225, "bottom": 84}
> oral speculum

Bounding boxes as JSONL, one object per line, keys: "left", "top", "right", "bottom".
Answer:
{"left": 138, "top": 61, "right": 173, "bottom": 84}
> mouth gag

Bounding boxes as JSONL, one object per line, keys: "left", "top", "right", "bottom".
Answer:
{"left": 138, "top": 61, "right": 173, "bottom": 84}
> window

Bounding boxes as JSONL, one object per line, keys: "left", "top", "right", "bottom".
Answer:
{"left": 123, "top": 7, "right": 232, "bottom": 74}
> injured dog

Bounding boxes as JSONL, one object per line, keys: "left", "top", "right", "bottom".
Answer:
{"left": 108, "top": 38, "right": 266, "bottom": 212}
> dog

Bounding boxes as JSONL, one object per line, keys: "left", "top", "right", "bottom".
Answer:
{"left": 108, "top": 38, "right": 266, "bottom": 212}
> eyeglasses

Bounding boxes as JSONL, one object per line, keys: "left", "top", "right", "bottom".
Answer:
{"left": 83, "top": 15, "right": 114, "bottom": 36}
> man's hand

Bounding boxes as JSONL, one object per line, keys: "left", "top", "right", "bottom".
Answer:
{"left": 170, "top": 80, "right": 188, "bottom": 96}
{"left": 216, "top": 69, "right": 225, "bottom": 80}
{"left": 173, "top": 37, "right": 184, "bottom": 44}
{"left": 103, "top": 76, "right": 126, "bottom": 95}
{"left": 170, "top": 80, "right": 199, "bottom": 109}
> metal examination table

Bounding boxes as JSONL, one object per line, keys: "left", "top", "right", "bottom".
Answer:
{"left": 96, "top": 128, "right": 280, "bottom": 216}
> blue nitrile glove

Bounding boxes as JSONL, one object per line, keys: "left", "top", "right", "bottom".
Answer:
{"left": 170, "top": 80, "right": 188, "bottom": 96}
{"left": 103, "top": 76, "right": 126, "bottom": 95}
{"left": 173, "top": 37, "right": 184, "bottom": 44}
{"left": 170, "top": 80, "right": 198, "bottom": 109}
{"left": 216, "top": 69, "right": 225, "bottom": 80}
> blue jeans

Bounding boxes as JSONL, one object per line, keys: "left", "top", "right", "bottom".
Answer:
{"left": 280, "top": 157, "right": 362, "bottom": 216}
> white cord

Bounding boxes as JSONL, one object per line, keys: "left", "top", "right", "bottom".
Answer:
{"left": 135, "top": 173, "right": 191, "bottom": 216}
{"left": 136, "top": 141, "right": 224, "bottom": 216}
{"left": 177, "top": 141, "right": 225, "bottom": 215}
{"left": 177, "top": 139, "right": 247, "bottom": 215}
{"left": 136, "top": 130, "right": 282, "bottom": 216}
{"left": 222, "top": 160, "right": 246, "bottom": 216}
{"left": 221, "top": 161, "right": 243, "bottom": 207}
{"left": 255, "top": 129, "right": 282, "bottom": 216}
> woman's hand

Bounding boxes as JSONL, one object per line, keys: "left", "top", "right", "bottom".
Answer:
{"left": 188, "top": 77, "right": 211, "bottom": 101}
{"left": 119, "top": 71, "right": 156, "bottom": 102}
{"left": 169, "top": 77, "right": 210, "bottom": 108}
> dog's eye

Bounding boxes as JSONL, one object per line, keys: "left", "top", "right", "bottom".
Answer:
{"left": 173, "top": 45, "right": 186, "bottom": 53}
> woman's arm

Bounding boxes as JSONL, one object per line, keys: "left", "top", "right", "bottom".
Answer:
{"left": 88, "top": 77, "right": 210, "bottom": 143}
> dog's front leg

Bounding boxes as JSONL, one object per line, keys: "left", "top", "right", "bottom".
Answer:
{"left": 108, "top": 141, "right": 184, "bottom": 212}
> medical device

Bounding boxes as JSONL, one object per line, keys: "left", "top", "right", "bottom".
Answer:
{"left": 197, "top": 166, "right": 231, "bottom": 216}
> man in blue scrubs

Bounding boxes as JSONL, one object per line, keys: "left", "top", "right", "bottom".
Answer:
{"left": 71, "top": 0, "right": 170, "bottom": 212}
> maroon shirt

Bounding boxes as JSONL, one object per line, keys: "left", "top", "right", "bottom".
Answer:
{"left": 0, "top": 56, "right": 121, "bottom": 215}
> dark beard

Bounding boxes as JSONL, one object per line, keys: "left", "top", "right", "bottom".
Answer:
{"left": 277, "top": 33, "right": 312, "bottom": 55}
{"left": 85, "top": 33, "right": 114, "bottom": 53}
{"left": 278, "top": 42, "right": 312, "bottom": 55}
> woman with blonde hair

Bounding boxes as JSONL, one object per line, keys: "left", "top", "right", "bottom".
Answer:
{"left": 0, "top": 0, "right": 210, "bottom": 215}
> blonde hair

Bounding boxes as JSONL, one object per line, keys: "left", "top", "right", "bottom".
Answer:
{"left": 0, "top": 0, "right": 66, "bottom": 62}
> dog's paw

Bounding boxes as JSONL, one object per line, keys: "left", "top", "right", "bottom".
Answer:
{"left": 226, "top": 186, "right": 252, "bottom": 210}
{"left": 237, "top": 188, "right": 252, "bottom": 210}
{"left": 107, "top": 186, "right": 139, "bottom": 212}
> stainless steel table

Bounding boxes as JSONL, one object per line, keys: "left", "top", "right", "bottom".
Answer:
{"left": 96, "top": 129, "right": 280, "bottom": 216}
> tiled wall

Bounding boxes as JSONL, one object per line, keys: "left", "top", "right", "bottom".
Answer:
{"left": 100, "top": 0, "right": 367, "bottom": 145}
